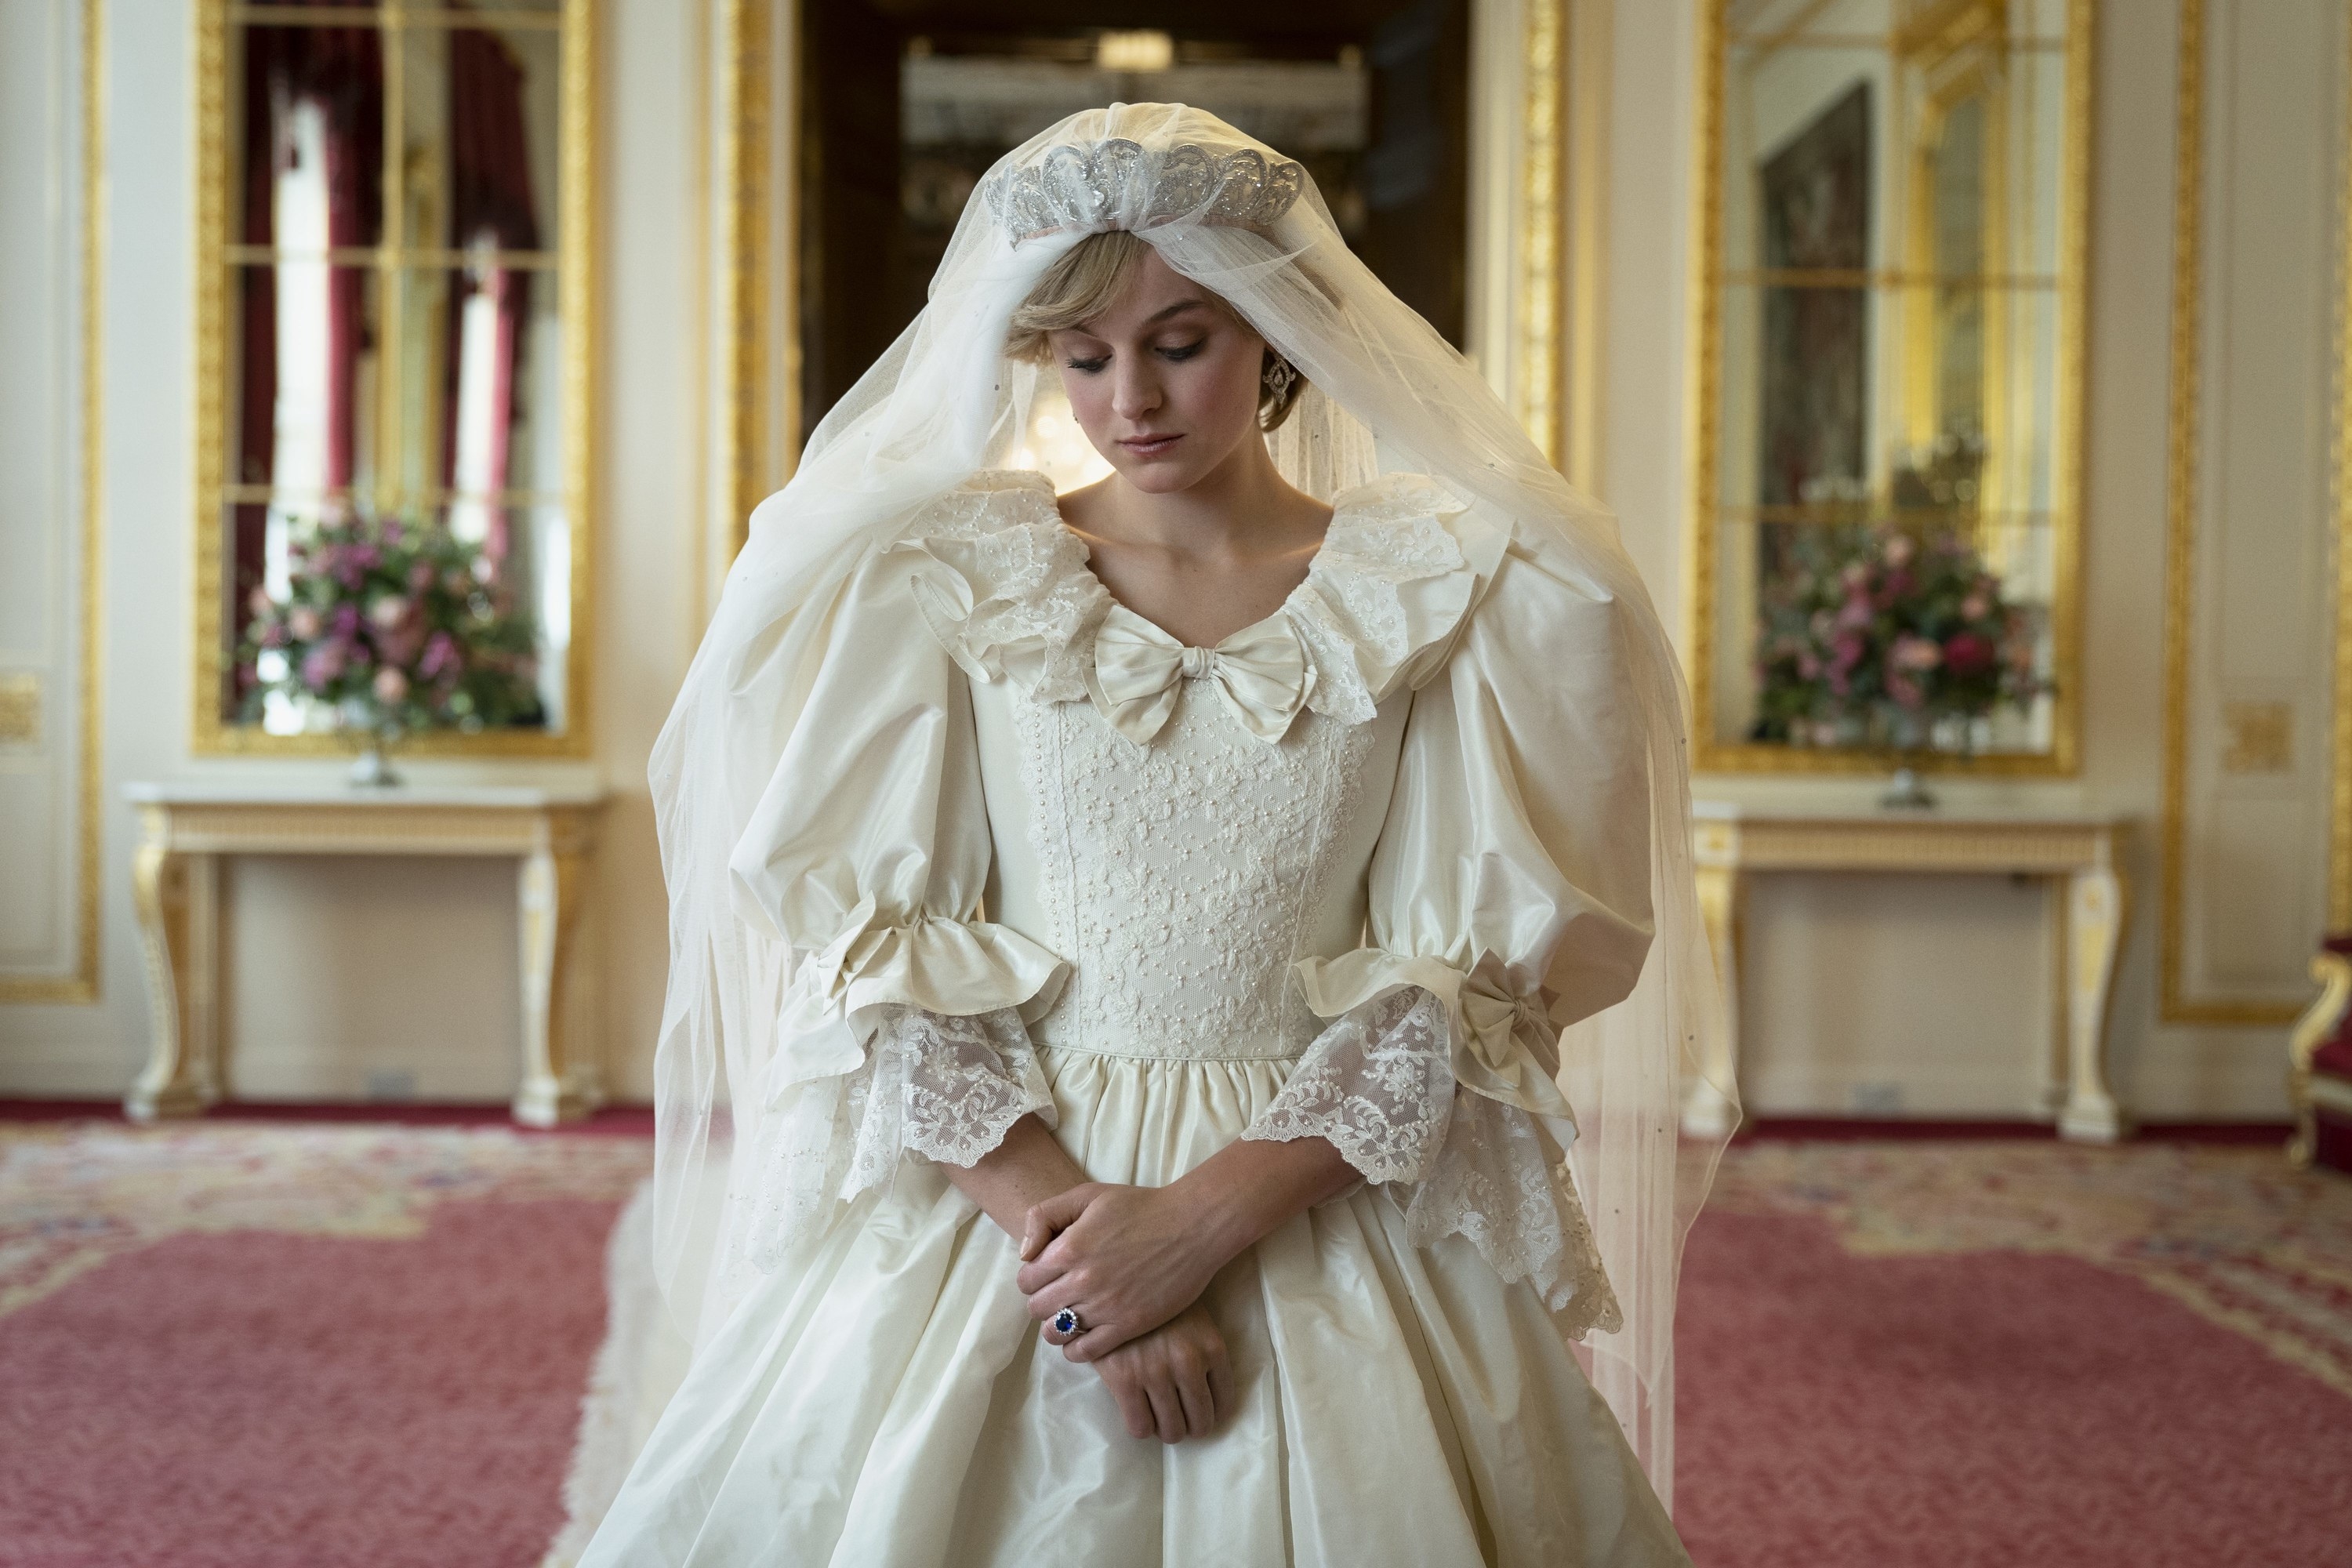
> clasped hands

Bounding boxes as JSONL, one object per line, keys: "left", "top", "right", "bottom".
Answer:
{"left": 1013, "top": 1179, "right": 1240, "bottom": 1446}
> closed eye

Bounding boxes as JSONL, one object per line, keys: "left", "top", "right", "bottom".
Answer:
{"left": 1063, "top": 354, "right": 1109, "bottom": 373}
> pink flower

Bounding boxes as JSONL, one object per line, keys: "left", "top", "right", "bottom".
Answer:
{"left": 1959, "top": 593, "right": 1991, "bottom": 622}
{"left": 287, "top": 604, "right": 322, "bottom": 641}
{"left": 367, "top": 594, "right": 412, "bottom": 630}
{"left": 299, "top": 641, "right": 347, "bottom": 691}
{"left": 331, "top": 603, "right": 361, "bottom": 637}
{"left": 1836, "top": 594, "right": 1874, "bottom": 633}
{"left": 372, "top": 666, "right": 410, "bottom": 704}
{"left": 1883, "top": 533, "right": 1917, "bottom": 568}
{"left": 1891, "top": 634, "right": 1943, "bottom": 671}
{"left": 419, "top": 631, "right": 462, "bottom": 681}
{"left": 247, "top": 586, "right": 274, "bottom": 618}
{"left": 1944, "top": 632, "right": 1996, "bottom": 678}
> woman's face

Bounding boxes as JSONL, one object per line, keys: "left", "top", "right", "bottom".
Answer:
{"left": 1048, "top": 245, "right": 1267, "bottom": 495}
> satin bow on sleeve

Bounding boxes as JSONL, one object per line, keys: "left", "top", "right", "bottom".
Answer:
{"left": 1087, "top": 601, "right": 1316, "bottom": 745}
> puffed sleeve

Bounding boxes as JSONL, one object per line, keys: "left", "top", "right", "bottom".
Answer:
{"left": 724, "top": 530, "right": 1072, "bottom": 1269}
{"left": 1242, "top": 524, "right": 1652, "bottom": 1336}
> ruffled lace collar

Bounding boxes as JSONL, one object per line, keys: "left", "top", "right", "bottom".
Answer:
{"left": 898, "top": 467, "right": 1504, "bottom": 735}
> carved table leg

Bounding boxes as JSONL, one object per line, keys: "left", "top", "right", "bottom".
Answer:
{"left": 514, "top": 840, "right": 601, "bottom": 1127}
{"left": 2058, "top": 860, "right": 2129, "bottom": 1142}
{"left": 1683, "top": 862, "right": 1744, "bottom": 1139}
{"left": 125, "top": 824, "right": 220, "bottom": 1121}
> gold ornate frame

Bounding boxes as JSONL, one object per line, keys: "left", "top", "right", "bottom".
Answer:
{"left": 189, "top": 0, "right": 597, "bottom": 758}
{"left": 706, "top": 1, "right": 1581, "bottom": 582}
{"left": 2158, "top": 0, "right": 2352, "bottom": 1024}
{"left": 1, "top": 0, "right": 107, "bottom": 1004}
{"left": 1684, "top": 0, "right": 2094, "bottom": 776}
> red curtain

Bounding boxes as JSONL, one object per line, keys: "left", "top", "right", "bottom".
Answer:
{"left": 230, "top": 9, "right": 381, "bottom": 706}
{"left": 442, "top": 25, "right": 541, "bottom": 572}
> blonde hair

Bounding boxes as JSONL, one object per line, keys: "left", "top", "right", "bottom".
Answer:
{"left": 1004, "top": 230, "right": 1308, "bottom": 432}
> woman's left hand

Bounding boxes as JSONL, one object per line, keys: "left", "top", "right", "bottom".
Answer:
{"left": 1015, "top": 1181, "right": 1236, "bottom": 1362}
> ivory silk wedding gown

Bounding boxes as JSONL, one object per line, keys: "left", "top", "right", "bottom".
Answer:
{"left": 579, "top": 466, "right": 1693, "bottom": 1566}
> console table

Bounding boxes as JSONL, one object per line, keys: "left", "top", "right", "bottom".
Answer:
{"left": 122, "top": 782, "right": 608, "bottom": 1127}
{"left": 1685, "top": 802, "right": 2130, "bottom": 1143}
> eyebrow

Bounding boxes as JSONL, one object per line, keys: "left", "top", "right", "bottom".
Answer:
{"left": 1144, "top": 299, "right": 1212, "bottom": 324}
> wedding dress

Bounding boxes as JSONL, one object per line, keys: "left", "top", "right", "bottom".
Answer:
{"left": 580, "top": 468, "right": 1691, "bottom": 1566}
{"left": 611, "top": 100, "right": 1736, "bottom": 1567}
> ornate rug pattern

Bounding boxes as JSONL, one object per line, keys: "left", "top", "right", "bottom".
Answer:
{"left": 0, "top": 1121, "right": 652, "bottom": 1568}
{"left": 1700, "top": 1139, "right": 2352, "bottom": 1396}
{"left": 1675, "top": 1139, "right": 2352, "bottom": 1568}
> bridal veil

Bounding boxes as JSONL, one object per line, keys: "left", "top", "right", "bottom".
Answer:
{"left": 645, "top": 101, "right": 1739, "bottom": 1501}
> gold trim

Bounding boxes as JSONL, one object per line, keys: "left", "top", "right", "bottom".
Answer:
{"left": 2335, "top": 0, "right": 2352, "bottom": 935}
{"left": 2, "top": 0, "right": 106, "bottom": 1005}
{"left": 1685, "top": 0, "right": 2092, "bottom": 777}
{"left": 2158, "top": 0, "right": 2318, "bottom": 1025}
{"left": 189, "top": 0, "right": 597, "bottom": 758}
{"left": 717, "top": 0, "right": 773, "bottom": 562}
{"left": 1515, "top": 0, "right": 1567, "bottom": 466}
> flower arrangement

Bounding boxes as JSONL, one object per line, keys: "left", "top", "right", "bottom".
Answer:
{"left": 238, "top": 514, "right": 540, "bottom": 761}
{"left": 1751, "top": 521, "right": 2045, "bottom": 753}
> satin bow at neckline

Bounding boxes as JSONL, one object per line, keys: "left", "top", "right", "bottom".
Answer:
{"left": 1089, "top": 602, "right": 1316, "bottom": 745}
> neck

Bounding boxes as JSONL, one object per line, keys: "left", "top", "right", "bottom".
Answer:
{"left": 1092, "top": 434, "right": 1319, "bottom": 561}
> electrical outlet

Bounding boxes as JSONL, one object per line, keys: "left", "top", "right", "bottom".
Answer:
{"left": 1850, "top": 1080, "right": 1905, "bottom": 1114}
{"left": 365, "top": 1067, "right": 419, "bottom": 1103}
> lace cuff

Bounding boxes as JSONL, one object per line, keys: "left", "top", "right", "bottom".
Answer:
{"left": 740, "top": 1003, "right": 1052, "bottom": 1273}
{"left": 1240, "top": 985, "right": 1621, "bottom": 1336}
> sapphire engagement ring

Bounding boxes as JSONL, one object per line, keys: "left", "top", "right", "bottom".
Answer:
{"left": 1050, "top": 1307, "right": 1083, "bottom": 1337}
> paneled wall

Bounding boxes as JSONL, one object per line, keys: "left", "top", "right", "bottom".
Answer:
{"left": 1, "top": 0, "right": 2337, "bottom": 1122}
{"left": 0, "top": 0, "right": 100, "bottom": 1010}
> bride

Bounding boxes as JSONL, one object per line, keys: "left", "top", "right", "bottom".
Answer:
{"left": 586, "top": 103, "right": 1733, "bottom": 1566}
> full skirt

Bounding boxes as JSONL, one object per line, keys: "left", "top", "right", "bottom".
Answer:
{"left": 579, "top": 1047, "right": 1691, "bottom": 1567}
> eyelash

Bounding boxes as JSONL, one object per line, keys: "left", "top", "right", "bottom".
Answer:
{"left": 1062, "top": 339, "right": 1206, "bottom": 374}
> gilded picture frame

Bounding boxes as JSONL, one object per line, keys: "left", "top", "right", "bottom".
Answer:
{"left": 1686, "top": 0, "right": 2095, "bottom": 777}
{"left": 189, "top": 0, "right": 597, "bottom": 758}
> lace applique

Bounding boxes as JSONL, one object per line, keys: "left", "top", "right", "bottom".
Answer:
{"left": 901, "top": 469, "right": 1484, "bottom": 728}
{"left": 1241, "top": 987, "right": 1454, "bottom": 1181}
{"left": 855, "top": 1006, "right": 1056, "bottom": 1174}
{"left": 1015, "top": 689, "right": 1376, "bottom": 1061}
{"left": 1241, "top": 983, "right": 1624, "bottom": 1337}
{"left": 1289, "top": 475, "right": 1475, "bottom": 724}
{"left": 741, "top": 1004, "right": 1051, "bottom": 1272}
{"left": 900, "top": 476, "right": 1109, "bottom": 704}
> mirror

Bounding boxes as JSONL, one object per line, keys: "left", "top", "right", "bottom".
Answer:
{"left": 795, "top": 5, "right": 1470, "bottom": 459}
{"left": 1693, "top": 0, "right": 2087, "bottom": 773}
{"left": 194, "top": 0, "right": 590, "bottom": 754}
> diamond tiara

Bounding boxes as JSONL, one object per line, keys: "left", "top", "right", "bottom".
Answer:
{"left": 984, "top": 138, "right": 1308, "bottom": 245}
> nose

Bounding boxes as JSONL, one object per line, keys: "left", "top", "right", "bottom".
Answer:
{"left": 1109, "top": 355, "right": 1162, "bottom": 423}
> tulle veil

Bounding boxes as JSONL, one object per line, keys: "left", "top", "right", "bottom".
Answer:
{"left": 646, "top": 101, "right": 1738, "bottom": 1505}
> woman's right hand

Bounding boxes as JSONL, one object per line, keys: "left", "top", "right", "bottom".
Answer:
{"left": 1087, "top": 1301, "right": 1236, "bottom": 1443}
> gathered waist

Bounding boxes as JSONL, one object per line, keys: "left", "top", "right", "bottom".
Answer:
{"left": 1032, "top": 1037, "right": 1308, "bottom": 1065}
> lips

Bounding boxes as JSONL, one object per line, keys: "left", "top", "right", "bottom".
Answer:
{"left": 1117, "top": 433, "right": 1183, "bottom": 456}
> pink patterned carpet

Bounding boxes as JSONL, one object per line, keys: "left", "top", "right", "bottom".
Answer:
{"left": 0, "top": 1120, "right": 651, "bottom": 1568}
{"left": 1675, "top": 1140, "right": 2352, "bottom": 1567}
{"left": 5, "top": 1120, "right": 2347, "bottom": 1566}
